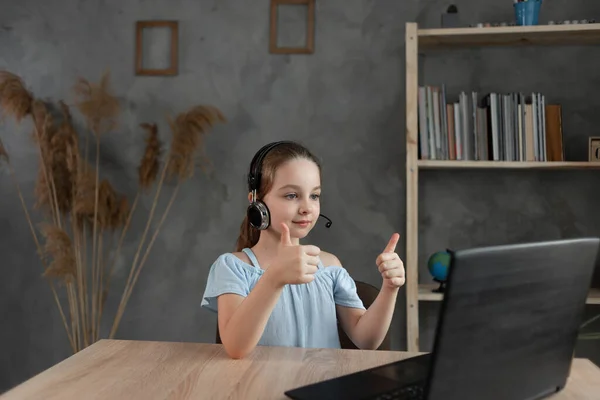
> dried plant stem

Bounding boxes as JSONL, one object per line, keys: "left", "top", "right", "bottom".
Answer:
{"left": 94, "top": 233, "right": 108, "bottom": 341}
{"left": 97, "top": 231, "right": 115, "bottom": 328}
{"left": 71, "top": 167, "right": 90, "bottom": 347}
{"left": 99, "top": 191, "right": 140, "bottom": 327}
{"left": 90, "top": 137, "right": 101, "bottom": 341}
{"left": 96, "top": 239, "right": 104, "bottom": 341}
{"left": 124, "top": 183, "right": 180, "bottom": 309}
{"left": 82, "top": 220, "right": 90, "bottom": 341}
{"left": 92, "top": 234, "right": 102, "bottom": 342}
{"left": 33, "top": 117, "right": 77, "bottom": 350}
{"left": 69, "top": 245, "right": 85, "bottom": 351}
{"left": 109, "top": 149, "right": 172, "bottom": 339}
{"left": 37, "top": 116, "right": 63, "bottom": 230}
{"left": 79, "top": 117, "right": 91, "bottom": 342}
{"left": 73, "top": 283, "right": 82, "bottom": 351}
{"left": 5, "top": 159, "right": 75, "bottom": 352}
{"left": 67, "top": 285, "right": 75, "bottom": 348}
{"left": 84, "top": 130, "right": 90, "bottom": 173}
{"left": 31, "top": 116, "right": 64, "bottom": 236}
{"left": 39, "top": 155, "right": 58, "bottom": 229}
{"left": 68, "top": 282, "right": 81, "bottom": 352}
{"left": 71, "top": 214, "right": 89, "bottom": 348}
{"left": 105, "top": 191, "right": 139, "bottom": 288}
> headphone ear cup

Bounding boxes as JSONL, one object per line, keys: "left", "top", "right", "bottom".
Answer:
{"left": 247, "top": 201, "right": 271, "bottom": 230}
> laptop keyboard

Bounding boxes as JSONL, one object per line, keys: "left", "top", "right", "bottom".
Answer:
{"left": 368, "top": 384, "right": 425, "bottom": 400}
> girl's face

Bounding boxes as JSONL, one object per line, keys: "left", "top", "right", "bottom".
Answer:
{"left": 262, "top": 158, "right": 321, "bottom": 239}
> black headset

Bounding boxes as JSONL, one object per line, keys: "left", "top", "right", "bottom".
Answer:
{"left": 246, "top": 140, "right": 332, "bottom": 230}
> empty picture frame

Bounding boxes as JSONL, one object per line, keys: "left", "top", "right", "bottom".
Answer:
{"left": 269, "top": 0, "right": 315, "bottom": 54}
{"left": 135, "top": 20, "right": 178, "bottom": 76}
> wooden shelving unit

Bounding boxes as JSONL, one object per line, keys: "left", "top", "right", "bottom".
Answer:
{"left": 418, "top": 24, "right": 600, "bottom": 48}
{"left": 418, "top": 160, "right": 600, "bottom": 170}
{"left": 404, "top": 22, "right": 600, "bottom": 352}
{"left": 418, "top": 284, "right": 600, "bottom": 305}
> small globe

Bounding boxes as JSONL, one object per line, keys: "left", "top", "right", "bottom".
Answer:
{"left": 427, "top": 251, "right": 452, "bottom": 283}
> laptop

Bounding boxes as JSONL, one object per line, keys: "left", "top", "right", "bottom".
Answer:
{"left": 284, "top": 237, "right": 600, "bottom": 400}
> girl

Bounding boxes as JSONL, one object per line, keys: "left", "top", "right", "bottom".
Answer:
{"left": 201, "top": 140, "right": 405, "bottom": 359}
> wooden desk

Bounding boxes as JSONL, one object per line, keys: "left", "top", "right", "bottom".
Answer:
{"left": 2, "top": 340, "right": 599, "bottom": 399}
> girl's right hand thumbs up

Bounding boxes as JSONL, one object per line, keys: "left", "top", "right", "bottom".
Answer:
{"left": 265, "top": 223, "right": 320, "bottom": 288}
{"left": 279, "top": 221, "right": 293, "bottom": 247}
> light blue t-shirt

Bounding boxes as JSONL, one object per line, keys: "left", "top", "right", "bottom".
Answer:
{"left": 201, "top": 248, "right": 365, "bottom": 349}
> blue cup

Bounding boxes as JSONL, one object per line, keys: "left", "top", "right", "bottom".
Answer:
{"left": 514, "top": 0, "right": 542, "bottom": 26}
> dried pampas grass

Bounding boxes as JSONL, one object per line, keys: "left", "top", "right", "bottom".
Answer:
{"left": 73, "top": 164, "right": 97, "bottom": 221}
{"left": 73, "top": 71, "right": 120, "bottom": 136}
{"left": 60, "top": 101, "right": 80, "bottom": 182}
{"left": 39, "top": 223, "right": 81, "bottom": 349}
{"left": 0, "top": 70, "right": 33, "bottom": 123}
{"left": 139, "top": 123, "right": 161, "bottom": 190}
{"left": 1, "top": 133, "right": 75, "bottom": 351}
{"left": 73, "top": 72, "right": 121, "bottom": 338}
{"left": 110, "top": 105, "right": 225, "bottom": 339}
{"left": 96, "top": 179, "right": 129, "bottom": 231}
{"left": 1, "top": 69, "right": 225, "bottom": 350}
{"left": 103, "top": 122, "right": 161, "bottom": 322}
{"left": 49, "top": 130, "right": 76, "bottom": 213}
{"left": 167, "top": 105, "right": 225, "bottom": 181}
{"left": 34, "top": 163, "right": 53, "bottom": 213}
{"left": 30, "top": 99, "right": 54, "bottom": 145}
{"left": 111, "top": 195, "right": 129, "bottom": 231}
{"left": 40, "top": 224, "right": 77, "bottom": 282}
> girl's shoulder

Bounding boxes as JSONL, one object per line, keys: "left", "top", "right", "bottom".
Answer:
{"left": 318, "top": 251, "right": 356, "bottom": 282}
{"left": 215, "top": 248, "right": 345, "bottom": 274}
{"left": 210, "top": 251, "right": 263, "bottom": 276}
{"left": 228, "top": 248, "right": 342, "bottom": 269}
{"left": 230, "top": 251, "right": 251, "bottom": 265}
{"left": 319, "top": 250, "right": 343, "bottom": 269}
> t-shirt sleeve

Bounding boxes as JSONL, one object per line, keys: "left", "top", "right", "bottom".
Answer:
{"left": 332, "top": 267, "right": 366, "bottom": 310}
{"left": 201, "top": 254, "right": 250, "bottom": 313}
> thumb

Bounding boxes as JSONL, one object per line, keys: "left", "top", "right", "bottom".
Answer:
{"left": 384, "top": 233, "right": 400, "bottom": 253}
{"left": 280, "top": 223, "right": 292, "bottom": 246}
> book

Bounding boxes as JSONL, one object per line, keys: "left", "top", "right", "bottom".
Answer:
{"left": 417, "top": 86, "right": 564, "bottom": 162}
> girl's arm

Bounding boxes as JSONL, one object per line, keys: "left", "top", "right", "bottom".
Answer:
{"left": 326, "top": 233, "right": 405, "bottom": 350}
{"left": 336, "top": 285, "right": 399, "bottom": 350}
{"left": 217, "top": 272, "right": 284, "bottom": 359}
{"left": 218, "top": 225, "right": 320, "bottom": 359}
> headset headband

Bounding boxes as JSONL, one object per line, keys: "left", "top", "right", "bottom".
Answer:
{"left": 247, "top": 140, "right": 294, "bottom": 192}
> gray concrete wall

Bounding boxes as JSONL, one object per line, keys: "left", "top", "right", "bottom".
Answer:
{"left": 1, "top": 0, "right": 600, "bottom": 393}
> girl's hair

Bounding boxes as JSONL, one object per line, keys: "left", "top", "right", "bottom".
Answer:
{"left": 235, "top": 141, "right": 321, "bottom": 252}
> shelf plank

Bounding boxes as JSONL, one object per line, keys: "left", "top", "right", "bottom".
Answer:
{"left": 418, "top": 284, "right": 443, "bottom": 301}
{"left": 418, "top": 23, "right": 600, "bottom": 48}
{"left": 417, "top": 160, "right": 600, "bottom": 170}
{"left": 405, "top": 23, "right": 421, "bottom": 353}
{"left": 418, "top": 285, "right": 600, "bottom": 305}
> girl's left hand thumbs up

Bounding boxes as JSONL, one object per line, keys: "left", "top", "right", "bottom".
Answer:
{"left": 376, "top": 233, "right": 405, "bottom": 289}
